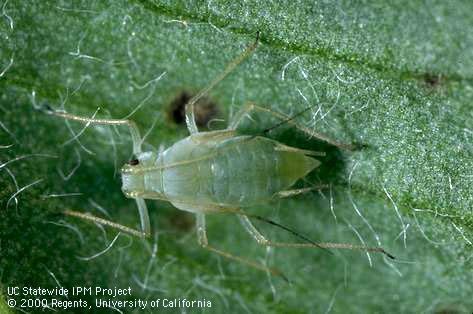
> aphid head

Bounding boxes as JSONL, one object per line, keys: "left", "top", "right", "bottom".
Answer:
{"left": 120, "top": 151, "right": 157, "bottom": 198}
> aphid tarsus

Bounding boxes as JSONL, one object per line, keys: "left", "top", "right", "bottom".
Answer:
{"left": 54, "top": 32, "right": 393, "bottom": 279}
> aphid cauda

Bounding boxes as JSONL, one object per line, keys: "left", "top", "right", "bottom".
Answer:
{"left": 50, "top": 32, "right": 393, "bottom": 279}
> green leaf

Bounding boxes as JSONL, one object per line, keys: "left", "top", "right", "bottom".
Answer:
{"left": 0, "top": 289, "right": 14, "bottom": 314}
{"left": 1, "top": 1, "right": 472, "bottom": 313}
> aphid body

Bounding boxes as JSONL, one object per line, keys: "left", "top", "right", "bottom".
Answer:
{"left": 122, "top": 134, "right": 319, "bottom": 214}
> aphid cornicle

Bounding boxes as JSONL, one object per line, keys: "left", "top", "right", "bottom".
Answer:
{"left": 54, "top": 32, "right": 393, "bottom": 278}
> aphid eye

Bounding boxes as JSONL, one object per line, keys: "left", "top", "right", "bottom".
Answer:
{"left": 129, "top": 159, "right": 139, "bottom": 166}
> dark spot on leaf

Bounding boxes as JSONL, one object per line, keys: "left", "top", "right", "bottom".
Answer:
{"left": 423, "top": 73, "right": 442, "bottom": 88}
{"left": 168, "top": 211, "right": 194, "bottom": 232}
{"left": 168, "top": 91, "right": 219, "bottom": 128}
{"left": 129, "top": 159, "right": 139, "bottom": 165}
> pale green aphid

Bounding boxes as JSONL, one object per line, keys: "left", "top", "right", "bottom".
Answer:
{"left": 55, "top": 33, "right": 393, "bottom": 278}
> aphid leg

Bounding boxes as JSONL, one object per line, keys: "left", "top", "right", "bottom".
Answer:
{"left": 276, "top": 185, "right": 328, "bottom": 198}
{"left": 185, "top": 32, "right": 260, "bottom": 135}
{"left": 49, "top": 109, "right": 143, "bottom": 155}
{"left": 228, "top": 103, "right": 354, "bottom": 150}
{"left": 136, "top": 198, "right": 151, "bottom": 237}
{"left": 195, "top": 213, "right": 287, "bottom": 281}
{"left": 64, "top": 209, "right": 149, "bottom": 238}
{"left": 238, "top": 214, "right": 394, "bottom": 259}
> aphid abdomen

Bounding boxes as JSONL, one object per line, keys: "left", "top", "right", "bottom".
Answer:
{"left": 209, "top": 137, "right": 272, "bottom": 205}
{"left": 159, "top": 134, "right": 320, "bottom": 213}
{"left": 209, "top": 137, "right": 292, "bottom": 205}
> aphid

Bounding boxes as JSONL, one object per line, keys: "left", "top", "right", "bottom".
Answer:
{"left": 50, "top": 33, "right": 393, "bottom": 278}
